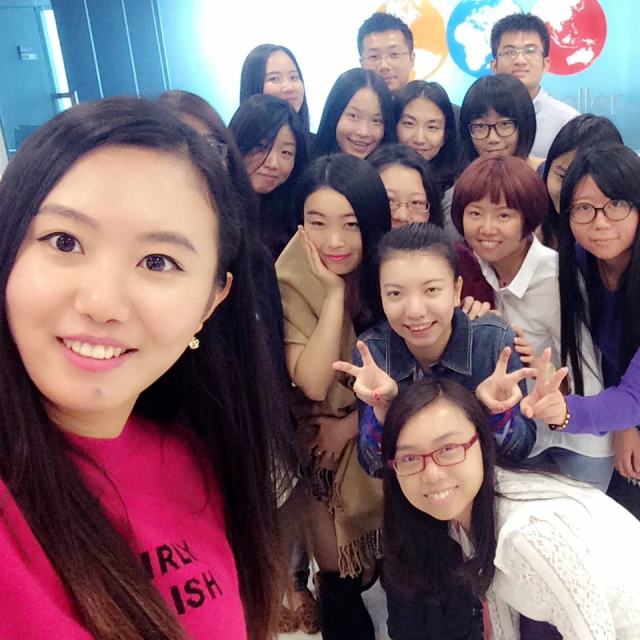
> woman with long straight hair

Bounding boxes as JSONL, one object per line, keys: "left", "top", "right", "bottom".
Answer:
{"left": 0, "top": 97, "right": 294, "bottom": 639}
{"left": 381, "top": 377, "right": 640, "bottom": 638}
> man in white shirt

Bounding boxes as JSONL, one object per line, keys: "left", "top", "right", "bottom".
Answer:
{"left": 490, "top": 13, "right": 579, "bottom": 158}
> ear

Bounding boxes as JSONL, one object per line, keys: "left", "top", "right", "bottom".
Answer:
{"left": 195, "top": 272, "right": 233, "bottom": 333}
{"left": 454, "top": 276, "right": 463, "bottom": 308}
{"left": 542, "top": 56, "right": 551, "bottom": 75}
{"left": 490, "top": 58, "right": 498, "bottom": 74}
{"left": 409, "top": 51, "right": 416, "bottom": 68}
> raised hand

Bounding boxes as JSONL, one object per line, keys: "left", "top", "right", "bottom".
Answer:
{"left": 298, "top": 226, "right": 345, "bottom": 293}
{"left": 333, "top": 340, "right": 398, "bottom": 423}
{"left": 475, "top": 346, "right": 537, "bottom": 414}
{"left": 460, "top": 296, "right": 493, "bottom": 320}
{"left": 520, "top": 349, "right": 569, "bottom": 424}
{"left": 512, "top": 324, "right": 540, "bottom": 367}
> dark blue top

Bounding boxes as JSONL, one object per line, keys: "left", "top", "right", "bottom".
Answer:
{"left": 355, "top": 308, "right": 537, "bottom": 476}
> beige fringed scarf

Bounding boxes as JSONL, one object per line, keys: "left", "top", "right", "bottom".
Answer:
{"left": 276, "top": 232, "right": 383, "bottom": 577}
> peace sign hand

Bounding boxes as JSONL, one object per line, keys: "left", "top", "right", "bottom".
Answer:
{"left": 475, "top": 346, "right": 537, "bottom": 414}
{"left": 333, "top": 341, "right": 399, "bottom": 423}
{"left": 520, "top": 349, "right": 569, "bottom": 425}
{"left": 298, "top": 226, "right": 345, "bottom": 294}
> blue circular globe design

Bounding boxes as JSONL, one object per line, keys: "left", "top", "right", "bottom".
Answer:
{"left": 447, "top": 0, "right": 524, "bottom": 78}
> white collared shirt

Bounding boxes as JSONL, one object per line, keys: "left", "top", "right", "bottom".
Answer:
{"left": 532, "top": 88, "right": 579, "bottom": 158}
{"left": 476, "top": 237, "right": 612, "bottom": 458}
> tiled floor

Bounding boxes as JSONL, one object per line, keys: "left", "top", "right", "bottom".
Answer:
{"left": 278, "top": 579, "right": 390, "bottom": 640}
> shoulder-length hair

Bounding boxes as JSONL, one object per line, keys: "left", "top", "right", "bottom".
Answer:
{"left": 240, "top": 43, "right": 310, "bottom": 132}
{"left": 0, "top": 97, "right": 292, "bottom": 639}
{"left": 558, "top": 143, "right": 640, "bottom": 394}
{"left": 459, "top": 74, "right": 536, "bottom": 164}
{"left": 229, "top": 93, "right": 309, "bottom": 258}
{"left": 381, "top": 377, "right": 497, "bottom": 600}
{"left": 451, "top": 155, "right": 547, "bottom": 239}
{"left": 541, "top": 115, "right": 623, "bottom": 246}
{"left": 368, "top": 143, "right": 444, "bottom": 229}
{"left": 312, "top": 68, "right": 396, "bottom": 158}
{"left": 294, "top": 153, "right": 391, "bottom": 331}
{"left": 393, "top": 80, "right": 461, "bottom": 191}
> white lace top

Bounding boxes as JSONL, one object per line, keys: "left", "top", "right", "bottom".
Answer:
{"left": 452, "top": 468, "right": 640, "bottom": 639}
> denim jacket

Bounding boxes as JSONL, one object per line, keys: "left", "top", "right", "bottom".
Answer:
{"left": 355, "top": 308, "right": 537, "bottom": 476}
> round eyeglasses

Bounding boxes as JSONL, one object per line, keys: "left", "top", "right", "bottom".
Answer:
{"left": 388, "top": 198, "right": 431, "bottom": 213}
{"left": 388, "top": 433, "right": 479, "bottom": 477}
{"left": 569, "top": 199, "right": 636, "bottom": 225}
{"left": 468, "top": 120, "right": 516, "bottom": 140}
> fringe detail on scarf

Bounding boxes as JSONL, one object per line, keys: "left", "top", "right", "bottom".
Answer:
{"left": 337, "top": 529, "right": 383, "bottom": 578}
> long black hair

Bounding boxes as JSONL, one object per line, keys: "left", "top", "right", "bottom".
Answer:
{"left": 0, "top": 97, "right": 291, "bottom": 639}
{"left": 368, "top": 143, "right": 444, "bottom": 229}
{"left": 294, "top": 153, "right": 391, "bottom": 332}
{"left": 229, "top": 93, "right": 309, "bottom": 259}
{"left": 313, "top": 68, "right": 396, "bottom": 158}
{"left": 541, "top": 115, "right": 623, "bottom": 247}
{"left": 381, "top": 378, "right": 497, "bottom": 600}
{"left": 393, "top": 80, "right": 461, "bottom": 192}
{"left": 239, "top": 43, "right": 311, "bottom": 132}
{"left": 459, "top": 73, "right": 536, "bottom": 164}
{"left": 558, "top": 143, "right": 640, "bottom": 394}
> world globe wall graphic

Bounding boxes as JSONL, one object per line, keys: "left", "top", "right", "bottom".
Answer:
{"left": 378, "top": 0, "right": 607, "bottom": 79}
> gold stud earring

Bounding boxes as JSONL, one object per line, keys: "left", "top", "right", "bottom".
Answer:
{"left": 188, "top": 337, "right": 200, "bottom": 350}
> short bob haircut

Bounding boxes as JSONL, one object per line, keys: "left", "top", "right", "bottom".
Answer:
{"left": 393, "top": 80, "right": 461, "bottom": 192}
{"left": 239, "top": 43, "right": 310, "bottom": 132}
{"left": 368, "top": 143, "right": 445, "bottom": 229}
{"left": 357, "top": 12, "right": 414, "bottom": 56}
{"left": 377, "top": 222, "right": 460, "bottom": 281}
{"left": 381, "top": 377, "right": 497, "bottom": 599}
{"left": 541, "top": 115, "right": 623, "bottom": 246}
{"left": 229, "top": 94, "right": 309, "bottom": 258}
{"left": 312, "top": 68, "right": 396, "bottom": 159}
{"left": 490, "top": 12, "right": 550, "bottom": 58}
{"left": 558, "top": 144, "right": 640, "bottom": 395}
{"left": 294, "top": 153, "right": 391, "bottom": 330}
{"left": 451, "top": 155, "right": 547, "bottom": 239}
{"left": 459, "top": 74, "right": 536, "bottom": 163}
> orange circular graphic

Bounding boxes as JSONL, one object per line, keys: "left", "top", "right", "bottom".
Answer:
{"left": 378, "top": 0, "right": 448, "bottom": 80}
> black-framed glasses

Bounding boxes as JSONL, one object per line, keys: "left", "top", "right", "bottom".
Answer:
{"left": 496, "top": 45, "right": 543, "bottom": 60}
{"left": 206, "top": 137, "right": 228, "bottom": 162}
{"left": 569, "top": 199, "right": 636, "bottom": 224}
{"left": 363, "top": 51, "right": 411, "bottom": 64}
{"left": 388, "top": 197, "right": 431, "bottom": 213}
{"left": 468, "top": 120, "right": 517, "bottom": 140}
{"left": 388, "top": 433, "right": 479, "bottom": 477}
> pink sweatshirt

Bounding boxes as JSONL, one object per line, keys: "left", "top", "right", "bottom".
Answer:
{"left": 0, "top": 417, "right": 247, "bottom": 639}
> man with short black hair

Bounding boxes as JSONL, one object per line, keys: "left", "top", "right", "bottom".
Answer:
{"left": 490, "top": 13, "right": 578, "bottom": 157}
{"left": 358, "top": 13, "right": 415, "bottom": 93}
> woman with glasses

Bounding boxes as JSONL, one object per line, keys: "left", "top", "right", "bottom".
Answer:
{"left": 313, "top": 68, "right": 395, "bottom": 160}
{"left": 368, "top": 144, "right": 494, "bottom": 306}
{"left": 229, "top": 94, "right": 308, "bottom": 260}
{"left": 381, "top": 377, "right": 640, "bottom": 639}
{"left": 333, "top": 222, "right": 537, "bottom": 639}
{"left": 459, "top": 74, "right": 542, "bottom": 171}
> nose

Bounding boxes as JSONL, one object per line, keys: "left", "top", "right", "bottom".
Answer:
{"left": 480, "top": 216, "right": 496, "bottom": 235}
{"left": 74, "top": 258, "right": 130, "bottom": 324}
{"left": 514, "top": 50, "right": 527, "bottom": 63}
{"left": 406, "top": 293, "right": 427, "bottom": 319}
{"left": 392, "top": 203, "right": 411, "bottom": 226}
{"left": 420, "top": 457, "right": 447, "bottom": 484}
{"left": 486, "top": 126, "right": 501, "bottom": 142}
{"left": 281, "top": 78, "right": 294, "bottom": 95}
{"left": 263, "top": 149, "right": 279, "bottom": 170}
{"left": 355, "top": 119, "right": 372, "bottom": 139}
{"left": 592, "top": 208, "right": 612, "bottom": 230}
{"left": 327, "top": 230, "right": 346, "bottom": 249}
{"left": 378, "top": 55, "right": 391, "bottom": 71}
{"left": 414, "top": 125, "right": 427, "bottom": 144}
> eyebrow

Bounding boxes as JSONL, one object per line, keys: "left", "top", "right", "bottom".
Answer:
{"left": 282, "top": 141, "right": 297, "bottom": 148}
{"left": 396, "top": 430, "right": 465, "bottom": 452}
{"left": 305, "top": 210, "right": 356, "bottom": 218}
{"left": 39, "top": 204, "right": 100, "bottom": 229}
{"left": 383, "top": 277, "right": 445, "bottom": 288}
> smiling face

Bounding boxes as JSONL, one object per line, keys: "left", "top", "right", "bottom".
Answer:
{"left": 244, "top": 124, "right": 296, "bottom": 194}
{"left": 6, "top": 146, "right": 229, "bottom": 434}
{"left": 547, "top": 150, "right": 576, "bottom": 214}
{"left": 361, "top": 30, "right": 415, "bottom": 92}
{"left": 380, "top": 251, "right": 462, "bottom": 363}
{"left": 262, "top": 50, "right": 305, "bottom": 113}
{"left": 303, "top": 187, "right": 363, "bottom": 276}
{"left": 379, "top": 164, "right": 430, "bottom": 228}
{"left": 335, "top": 87, "right": 385, "bottom": 159}
{"left": 569, "top": 175, "right": 639, "bottom": 263}
{"left": 463, "top": 195, "right": 526, "bottom": 266}
{"left": 396, "top": 97, "right": 446, "bottom": 161}
{"left": 396, "top": 399, "right": 483, "bottom": 528}
{"left": 470, "top": 109, "right": 518, "bottom": 158}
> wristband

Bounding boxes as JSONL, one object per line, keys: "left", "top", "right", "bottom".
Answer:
{"left": 549, "top": 403, "right": 570, "bottom": 430}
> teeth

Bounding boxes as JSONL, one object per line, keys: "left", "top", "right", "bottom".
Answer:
{"left": 427, "top": 488, "right": 455, "bottom": 501}
{"left": 410, "top": 324, "right": 432, "bottom": 331}
{"left": 479, "top": 240, "right": 499, "bottom": 247}
{"left": 63, "top": 340, "right": 126, "bottom": 360}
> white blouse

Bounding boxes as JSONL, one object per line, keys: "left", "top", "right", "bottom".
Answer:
{"left": 452, "top": 469, "right": 640, "bottom": 639}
